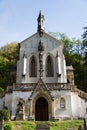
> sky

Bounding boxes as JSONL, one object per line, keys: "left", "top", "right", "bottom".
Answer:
{"left": 0, "top": 0, "right": 87, "bottom": 47}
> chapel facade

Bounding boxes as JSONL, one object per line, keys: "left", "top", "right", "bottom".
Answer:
{"left": 0, "top": 11, "right": 87, "bottom": 121}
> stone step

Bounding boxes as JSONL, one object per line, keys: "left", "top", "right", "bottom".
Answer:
{"left": 35, "top": 124, "right": 50, "bottom": 130}
{"left": 35, "top": 129, "right": 49, "bottom": 130}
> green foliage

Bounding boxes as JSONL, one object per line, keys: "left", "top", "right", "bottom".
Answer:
{"left": 49, "top": 120, "right": 83, "bottom": 130}
{"left": 0, "top": 42, "right": 19, "bottom": 89}
{"left": 4, "top": 122, "right": 13, "bottom": 130}
{"left": 0, "top": 87, "right": 4, "bottom": 93}
{"left": 0, "top": 42, "right": 19, "bottom": 65}
{"left": 5, "top": 121, "right": 36, "bottom": 130}
{"left": 0, "top": 109, "right": 10, "bottom": 121}
{"left": 4, "top": 125, "right": 12, "bottom": 130}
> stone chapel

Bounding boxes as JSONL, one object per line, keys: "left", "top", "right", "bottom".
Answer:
{"left": 0, "top": 11, "right": 87, "bottom": 121}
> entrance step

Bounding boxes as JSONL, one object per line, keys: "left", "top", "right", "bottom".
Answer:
{"left": 35, "top": 124, "right": 50, "bottom": 130}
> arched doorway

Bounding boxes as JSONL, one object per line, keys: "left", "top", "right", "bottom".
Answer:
{"left": 35, "top": 97, "right": 48, "bottom": 121}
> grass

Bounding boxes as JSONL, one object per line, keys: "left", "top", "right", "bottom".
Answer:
{"left": 4, "top": 122, "right": 14, "bottom": 130}
{"left": 4, "top": 120, "right": 84, "bottom": 130}
{"left": 4, "top": 121, "right": 36, "bottom": 130}
{"left": 49, "top": 120, "right": 84, "bottom": 130}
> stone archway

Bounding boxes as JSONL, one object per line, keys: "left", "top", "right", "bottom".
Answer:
{"left": 35, "top": 97, "right": 48, "bottom": 121}
{"left": 29, "top": 91, "right": 55, "bottom": 120}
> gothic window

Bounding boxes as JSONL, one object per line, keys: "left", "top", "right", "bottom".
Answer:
{"left": 60, "top": 98, "right": 65, "bottom": 108}
{"left": 46, "top": 55, "right": 54, "bottom": 77}
{"left": 29, "top": 56, "right": 37, "bottom": 77}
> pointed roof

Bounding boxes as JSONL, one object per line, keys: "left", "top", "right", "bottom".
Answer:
{"left": 38, "top": 10, "right": 41, "bottom": 19}
{"left": 37, "top": 11, "right": 45, "bottom": 37}
{"left": 37, "top": 10, "right": 44, "bottom": 21}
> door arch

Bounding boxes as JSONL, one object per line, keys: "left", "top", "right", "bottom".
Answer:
{"left": 35, "top": 97, "right": 48, "bottom": 121}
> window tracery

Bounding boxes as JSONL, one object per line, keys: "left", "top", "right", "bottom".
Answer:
{"left": 46, "top": 55, "right": 54, "bottom": 77}
{"left": 29, "top": 56, "right": 37, "bottom": 77}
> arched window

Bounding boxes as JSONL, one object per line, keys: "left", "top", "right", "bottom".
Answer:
{"left": 60, "top": 98, "right": 65, "bottom": 108}
{"left": 29, "top": 56, "right": 37, "bottom": 77}
{"left": 46, "top": 55, "right": 54, "bottom": 77}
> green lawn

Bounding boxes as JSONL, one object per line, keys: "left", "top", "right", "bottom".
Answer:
{"left": 49, "top": 120, "right": 84, "bottom": 130}
{"left": 4, "top": 120, "right": 84, "bottom": 130}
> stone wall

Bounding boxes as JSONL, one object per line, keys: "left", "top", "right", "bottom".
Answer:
{"left": 51, "top": 90, "right": 72, "bottom": 119}
{"left": 0, "top": 88, "right": 87, "bottom": 120}
{"left": 5, "top": 93, "right": 12, "bottom": 113}
{"left": 71, "top": 92, "right": 87, "bottom": 118}
{"left": 11, "top": 91, "right": 32, "bottom": 120}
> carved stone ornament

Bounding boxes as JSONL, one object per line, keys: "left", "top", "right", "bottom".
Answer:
{"left": 30, "top": 78, "right": 54, "bottom": 101}
{"left": 38, "top": 40, "right": 44, "bottom": 78}
{"left": 38, "top": 40, "right": 44, "bottom": 52}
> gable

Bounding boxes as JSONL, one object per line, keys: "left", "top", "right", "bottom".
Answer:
{"left": 30, "top": 78, "right": 53, "bottom": 100}
{"left": 19, "top": 33, "right": 64, "bottom": 61}
{"left": 20, "top": 32, "right": 64, "bottom": 51}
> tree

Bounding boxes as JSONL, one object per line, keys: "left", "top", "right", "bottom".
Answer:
{"left": 0, "top": 42, "right": 19, "bottom": 89}
{"left": 82, "top": 26, "right": 87, "bottom": 65}
{"left": 49, "top": 32, "right": 87, "bottom": 91}
{"left": 82, "top": 26, "right": 87, "bottom": 48}
{"left": 49, "top": 32, "right": 82, "bottom": 64}
{"left": 81, "top": 26, "right": 87, "bottom": 91}
{"left": 0, "top": 42, "right": 19, "bottom": 65}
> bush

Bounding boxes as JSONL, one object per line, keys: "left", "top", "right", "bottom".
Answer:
{"left": 4, "top": 124, "right": 12, "bottom": 130}
{"left": 0, "top": 109, "right": 10, "bottom": 121}
{"left": 0, "top": 87, "right": 4, "bottom": 93}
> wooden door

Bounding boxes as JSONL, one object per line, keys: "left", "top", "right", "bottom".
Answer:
{"left": 35, "top": 97, "right": 48, "bottom": 121}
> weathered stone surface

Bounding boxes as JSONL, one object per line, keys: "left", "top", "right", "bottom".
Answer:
{"left": 35, "top": 124, "right": 50, "bottom": 130}
{"left": 66, "top": 128, "right": 74, "bottom": 130}
{"left": 16, "top": 113, "right": 24, "bottom": 120}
